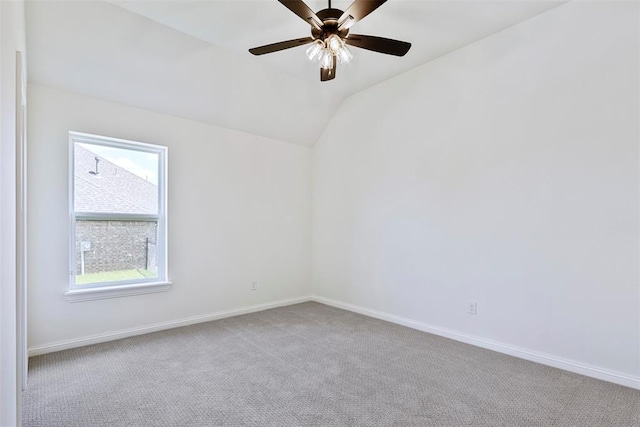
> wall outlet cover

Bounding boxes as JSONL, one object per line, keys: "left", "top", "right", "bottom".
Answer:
{"left": 467, "top": 302, "right": 477, "bottom": 315}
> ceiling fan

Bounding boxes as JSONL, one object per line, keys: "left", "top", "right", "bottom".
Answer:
{"left": 249, "top": 0, "right": 411, "bottom": 82}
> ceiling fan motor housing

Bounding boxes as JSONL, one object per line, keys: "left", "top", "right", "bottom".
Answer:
{"left": 312, "top": 8, "right": 350, "bottom": 41}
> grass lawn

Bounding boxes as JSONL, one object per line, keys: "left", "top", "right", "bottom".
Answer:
{"left": 76, "top": 268, "right": 157, "bottom": 285}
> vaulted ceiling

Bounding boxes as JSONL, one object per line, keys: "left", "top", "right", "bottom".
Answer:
{"left": 26, "top": 0, "right": 563, "bottom": 147}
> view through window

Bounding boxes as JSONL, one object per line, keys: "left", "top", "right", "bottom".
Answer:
{"left": 71, "top": 133, "right": 166, "bottom": 288}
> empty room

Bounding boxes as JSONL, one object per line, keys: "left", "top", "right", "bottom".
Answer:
{"left": 0, "top": 0, "right": 639, "bottom": 426}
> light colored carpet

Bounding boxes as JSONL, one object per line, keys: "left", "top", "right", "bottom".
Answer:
{"left": 23, "top": 302, "right": 640, "bottom": 426}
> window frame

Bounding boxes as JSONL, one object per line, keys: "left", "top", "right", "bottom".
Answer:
{"left": 66, "top": 131, "right": 170, "bottom": 302}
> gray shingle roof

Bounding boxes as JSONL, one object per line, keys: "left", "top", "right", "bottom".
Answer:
{"left": 74, "top": 144, "right": 158, "bottom": 215}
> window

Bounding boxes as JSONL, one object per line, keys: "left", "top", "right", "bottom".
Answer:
{"left": 66, "top": 132, "right": 169, "bottom": 302}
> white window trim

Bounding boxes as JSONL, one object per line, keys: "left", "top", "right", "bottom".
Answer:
{"left": 67, "top": 131, "right": 170, "bottom": 301}
{"left": 65, "top": 281, "right": 171, "bottom": 303}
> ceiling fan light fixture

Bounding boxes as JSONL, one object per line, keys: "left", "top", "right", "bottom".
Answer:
{"left": 248, "top": 0, "right": 412, "bottom": 82}
{"left": 306, "top": 39, "right": 324, "bottom": 61}
{"left": 326, "top": 34, "right": 344, "bottom": 53}
{"left": 320, "top": 48, "right": 334, "bottom": 69}
{"left": 337, "top": 45, "right": 353, "bottom": 64}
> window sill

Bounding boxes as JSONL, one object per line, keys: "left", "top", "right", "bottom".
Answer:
{"left": 65, "top": 281, "right": 172, "bottom": 303}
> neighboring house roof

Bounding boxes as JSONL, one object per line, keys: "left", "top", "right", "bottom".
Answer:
{"left": 74, "top": 144, "right": 158, "bottom": 215}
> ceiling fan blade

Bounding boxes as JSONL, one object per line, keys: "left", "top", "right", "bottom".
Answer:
{"left": 338, "top": 0, "right": 387, "bottom": 29}
{"left": 320, "top": 55, "right": 337, "bottom": 82}
{"left": 344, "top": 34, "right": 411, "bottom": 56}
{"left": 249, "top": 37, "right": 314, "bottom": 55}
{"left": 278, "top": 0, "right": 323, "bottom": 29}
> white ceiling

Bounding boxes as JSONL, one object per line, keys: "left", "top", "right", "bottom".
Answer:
{"left": 26, "top": 0, "right": 563, "bottom": 147}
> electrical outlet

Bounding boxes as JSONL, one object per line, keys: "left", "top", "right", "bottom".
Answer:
{"left": 250, "top": 281, "right": 258, "bottom": 291}
{"left": 467, "top": 301, "right": 477, "bottom": 315}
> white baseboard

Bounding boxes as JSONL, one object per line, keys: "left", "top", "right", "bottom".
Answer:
{"left": 28, "top": 296, "right": 312, "bottom": 357}
{"left": 311, "top": 295, "right": 640, "bottom": 390}
{"left": 28, "top": 294, "right": 640, "bottom": 390}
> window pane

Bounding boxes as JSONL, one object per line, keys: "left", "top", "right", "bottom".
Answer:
{"left": 74, "top": 143, "right": 159, "bottom": 215}
{"left": 75, "top": 220, "right": 158, "bottom": 285}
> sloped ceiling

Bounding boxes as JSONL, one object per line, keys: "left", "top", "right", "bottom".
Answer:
{"left": 26, "top": 0, "right": 562, "bottom": 147}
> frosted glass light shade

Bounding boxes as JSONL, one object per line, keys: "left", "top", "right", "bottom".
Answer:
{"left": 337, "top": 45, "right": 353, "bottom": 64}
{"left": 326, "top": 34, "right": 343, "bottom": 53}
{"left": 306, "top": 40, "right": 324, "bottom": 62}
{"left": 320, "top": 49, "right": 334, "bottom": 69}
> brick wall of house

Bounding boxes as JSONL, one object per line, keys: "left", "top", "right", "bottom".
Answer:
{"left": 75, "top": 220, "right": 157, "bottom": 274}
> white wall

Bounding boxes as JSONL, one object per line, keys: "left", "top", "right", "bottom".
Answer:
{"left": 25, "top": 0, "right": 343, "bottom": 148}
{"left": 28, "top": 84, "right": 311, "bottom": 349}
{"left": 312, "top": 0, "right": 640, "bottom": 382}
{"left": 1, "top": 1, "right": 26, "bottom": 425}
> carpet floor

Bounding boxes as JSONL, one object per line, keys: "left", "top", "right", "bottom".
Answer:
{"left": 23, "top": 302, "right": 639, "bottom": 426}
